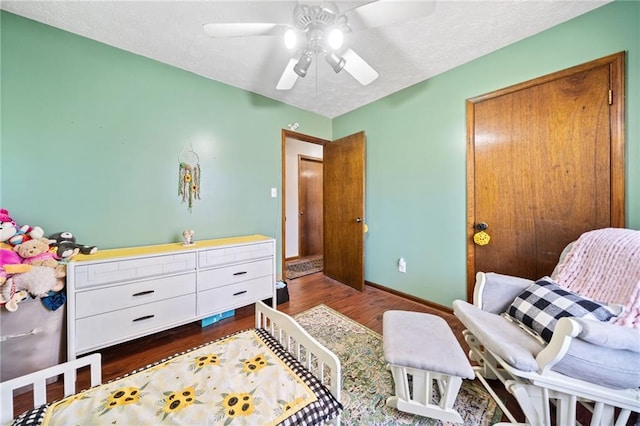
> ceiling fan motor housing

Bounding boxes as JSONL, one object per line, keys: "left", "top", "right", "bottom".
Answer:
{"left": 294, "top": 4, "right": 338, "bottom": 30}
{"left": 293, "top": 3, "right": 350, "bottom": 53}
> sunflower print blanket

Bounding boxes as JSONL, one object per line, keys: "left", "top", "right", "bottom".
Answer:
{"left": 14, "top": 329, "right": 342, "bottom": 426}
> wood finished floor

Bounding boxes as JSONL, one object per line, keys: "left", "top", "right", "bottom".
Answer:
{"left": 12, "top": 272, "right": 527, "bottom": 421}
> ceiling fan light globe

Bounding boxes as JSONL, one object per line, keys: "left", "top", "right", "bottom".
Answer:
{"left": 327, "top": 28, "right": 344, "bottom": 50}
{"left": 325, "top": 52, "right": 346, "bottom": 73}
{"left": 284, "top": 29, "right": 297, "bottom": 49}
{"left": 293, "top": 54, "right": 312, "bottom": 78}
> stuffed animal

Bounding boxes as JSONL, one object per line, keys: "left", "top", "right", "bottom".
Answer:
{"left": 0, "top": 209, "right": 10, "bottom": 221}
{"left": 0, "top": 278, "right": 29, "bottom": 312}
{"left": 48, "top": 231, "right": 97, "bottom": 259}
{"left": 8, "top": 224, "right": 45, "bottom": 246}
{"left": 0, "top": 222, "right": 16, "bottom": 242}
{"left": 7, "top": 265, "right": 66, "bottom": 298}
{"left": 0, "top": 244, "right": 32, "bottom": 285}
{"left": 13, "top": 237, "right": 58, "bottom": 268}
{"left": 6, "top": 290, "right": 29, "bottom": 312}
{"left": 0, "top": 213, "right": 17, "bottom": 242}
{"left": 0, "top": 209, "right": 46, "bottom": 245}
{"left": 0, "top": 247, "right": 31, "bottom": 311}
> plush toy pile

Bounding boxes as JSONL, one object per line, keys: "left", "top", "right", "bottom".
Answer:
{"left": 0, "top": 209, "right": 97, "bottom": 312}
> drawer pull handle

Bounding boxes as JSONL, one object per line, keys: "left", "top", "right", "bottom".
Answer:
{"left": 132, "top": 290, "right": 155, "bottom": 297}
{"left": 133, "top": 315, "right": 155, "bottom": 322}
{"left": 233, "top": 290, "right": 247, "bottom": 296}
{"left": 233, "top": 271, "right": 248, "bottom": 276}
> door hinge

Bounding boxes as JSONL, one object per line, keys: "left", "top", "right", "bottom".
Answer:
{"left": 608, "top": 90, "right": 613, "bottom": 105}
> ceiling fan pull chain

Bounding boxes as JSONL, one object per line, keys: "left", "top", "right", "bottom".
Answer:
{"left": 315, "top": 52, "right": 319, "bottom": 99}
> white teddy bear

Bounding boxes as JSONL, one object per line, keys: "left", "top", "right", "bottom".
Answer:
{"left": 7, "top": 266, "right": 66, "bottom": 298}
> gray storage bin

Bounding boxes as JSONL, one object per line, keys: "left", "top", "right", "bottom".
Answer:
{"left": 0, "top": 297, "right": 65, "bottom": 394}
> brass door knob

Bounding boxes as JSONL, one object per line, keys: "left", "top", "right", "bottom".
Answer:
{"left": 475, "top": 222, "right": 488, "bottom": 231}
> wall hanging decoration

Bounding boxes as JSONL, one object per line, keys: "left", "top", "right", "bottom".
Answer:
{"left": 178, "top": 144, "right": 201, "bottom": 212}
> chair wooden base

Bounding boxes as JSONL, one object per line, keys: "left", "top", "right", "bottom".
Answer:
{"left": 383, "top": 310, "right": 474, "bottom": 424}
{"left": 464, "top": 329, "right": 637, "bottom": 426}
{"left": 386, "top": 364, "right": 466, "bottom": 423}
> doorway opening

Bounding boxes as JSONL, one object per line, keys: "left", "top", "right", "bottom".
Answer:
{"left": 281, "top": 129, "right": 366, "bottom": 291}
{"left": 282, "top": 131, "right": 327, "bottom": 281}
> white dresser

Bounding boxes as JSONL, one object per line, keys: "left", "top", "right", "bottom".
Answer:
{"left": 66, "top": 235, "right": 275, "bottom": 359}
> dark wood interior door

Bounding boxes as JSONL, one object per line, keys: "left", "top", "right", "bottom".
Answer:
{"left": 299, "top": 156, "right": 323, "bottom": 257}
{"left": 467, "top": 52, "right": 625, "bottom": 299}
{"left": 324, "top": 131, "right": 366, "bottom": 291}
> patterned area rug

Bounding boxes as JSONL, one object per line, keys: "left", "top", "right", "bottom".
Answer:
{"left": 294, "top": 304, "right": 502, "bottom": 425}
{"left": 286, "top": 255, "right": 323, "bottom": 280}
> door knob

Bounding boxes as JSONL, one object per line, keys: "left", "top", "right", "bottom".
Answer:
{"left": 475, "top": 222, "right": 488, "bottom": 231}
{"left": 355, "top": 217, "right": 363, "bottom": 223}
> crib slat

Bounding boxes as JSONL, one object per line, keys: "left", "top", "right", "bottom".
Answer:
{"left": 0, "top": 353, "right": 101, "bottom": 424}
{"left": 33, "top": 380, "right": 47, "bottom": 406}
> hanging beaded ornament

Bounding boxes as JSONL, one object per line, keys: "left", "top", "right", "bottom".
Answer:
{"left": 178, "top": 146, "right": 201, "bottom": 212}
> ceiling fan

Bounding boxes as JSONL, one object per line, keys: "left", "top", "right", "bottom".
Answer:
{"left": 203, "top": 1, "right": 435, "bottom": 90}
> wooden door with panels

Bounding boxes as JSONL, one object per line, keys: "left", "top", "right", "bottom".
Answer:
{"left": 323, "top": 131, "right": 366, "bottom": 291}
{"left": 298, "top": 155, "right": 323, "bottom": 257}
{"left": 466, "top": 52, "right": 625, "bottom": 300}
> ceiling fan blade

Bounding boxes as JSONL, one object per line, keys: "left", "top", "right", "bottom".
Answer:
{"left": 342, "top": 49, "right": 379, "bottom": 86}
{"left": 203, "top": 23, "right": 285, "bottom": 38}
{"left": 276, "top": 58, "right": 299, "bottom": 90}
{"left": 345, "top": 0, "right": 436, "bottom": 31}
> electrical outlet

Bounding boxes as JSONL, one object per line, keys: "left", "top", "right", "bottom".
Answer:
{"left": 398, "top": 257, "right": 407, "bottom": 273}
{"left": 271, "top": 188, "right": 277, "bottom": 198}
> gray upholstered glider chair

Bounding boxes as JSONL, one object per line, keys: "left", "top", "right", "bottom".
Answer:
{"left": 453, "top": 228, "right": 640, "bottom": 425}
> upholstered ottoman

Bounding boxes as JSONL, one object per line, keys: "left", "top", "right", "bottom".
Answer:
{"left": 383, "top": 310, "right": 474, "bottom": 423}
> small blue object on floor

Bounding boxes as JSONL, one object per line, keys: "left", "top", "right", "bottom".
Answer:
{"left": 201, "top": 310, "right": 235, "bottom": 327}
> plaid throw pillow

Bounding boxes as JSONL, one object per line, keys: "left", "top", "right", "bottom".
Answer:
{"left": 506, "top": 277, "right": 615, "bottom": 343}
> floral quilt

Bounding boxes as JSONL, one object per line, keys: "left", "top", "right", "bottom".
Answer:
{"left": 14, "top": 329, "right": 341, "bottom": 426}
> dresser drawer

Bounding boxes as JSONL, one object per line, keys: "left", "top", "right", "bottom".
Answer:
{"left": 197, "top": 277, "right": 273, "bottom": 316}
{"left": 198, "top": 242, "right": 273, "bottom": 269}
{"left": 75, "top": 294, "right": 196, "bottom": 354}
{"left": 198, "top": 259, "right": 272, "bottom": 292}
{"left": 73, "top": 253, "right": 197, "bottom": 289}
{"left": 75, "top": 273, "right": 196, "bottom": 318}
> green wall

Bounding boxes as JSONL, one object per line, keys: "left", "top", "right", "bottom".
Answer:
{"left": 333, "top": 0, "right": 640, "bottom": 306}
{"left": 2, "top": 2, "right": 638, "bottom": 307}
{"left": 0, "top": 12, "right": 331, "bottom": 257}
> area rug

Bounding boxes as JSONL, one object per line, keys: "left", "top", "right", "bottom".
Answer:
{"left": 286, "top": 254, "right": 323, "bottom": 280}
{"left": 293, "top": 304, "right": 503, "bottom": 425}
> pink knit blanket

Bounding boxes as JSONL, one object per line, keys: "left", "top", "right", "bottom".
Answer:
{"left": 553, "top": 228, "right": 640, "bottom": 328}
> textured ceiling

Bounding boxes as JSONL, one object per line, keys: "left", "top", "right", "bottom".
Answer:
{"left": 2, "top": 0, "right": 611, "bottom": 118}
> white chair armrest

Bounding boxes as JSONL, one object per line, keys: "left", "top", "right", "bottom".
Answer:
{"left": 473, "top": 272, "right": 487, "bottom": 308}
{"left": 474, "top": 272, "right": 534, "bottom": 313}
{"left": 537, "top": 317, "right": 582, "bottom": 374}
{"left": 537, "top": 318, "right": 640, "bottom": 389}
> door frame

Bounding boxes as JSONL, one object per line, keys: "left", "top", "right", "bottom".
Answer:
{"left": 281, "top": 130, "right": 328, "bottom": 278}
{"left": 465, "top": 52, "right": 626, "bottom": 301}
